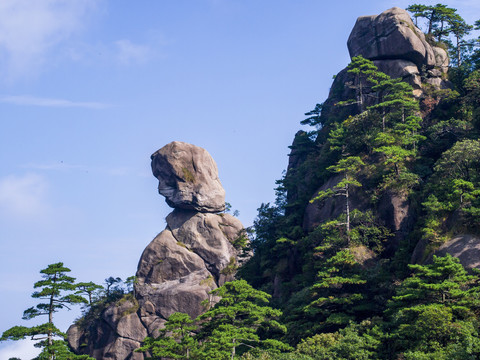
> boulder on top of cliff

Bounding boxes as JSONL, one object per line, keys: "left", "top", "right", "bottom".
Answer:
{"left": 151, "top": 141, "right": 225, "bottom": 212}
{"left": 347, "top": 7, "right": 436, "bottom": 69}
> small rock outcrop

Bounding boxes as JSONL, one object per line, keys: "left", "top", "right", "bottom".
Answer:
{"left": 68, "top": 142, "right": 248, "bottom": 360}
{"left": 412, "top": 235, "right": 480, "bottom": 270}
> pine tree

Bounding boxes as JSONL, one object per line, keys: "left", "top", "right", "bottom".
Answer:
{"left": 385, "top": 255, "right": 480, "bottom": 358}
{"left": 0, "top": 263, "right": 92, "bottom": 360}
{"left": 341, "top": 56, "right": 387, "bottom": 113}
{"left": 75, "top": 282, "right": 103, "bottom": 306}
{"left": 136, "top": 312, "right": 199, "bottom": 359}
{"left": 447, "top": 14, "right": 473, "bottom": 66}
{"left": 406, "top": 4, "right": 429, "bottom": 27}
{"left": 305, "top": 248, "right": 367, "bottom": 329}
{"left": 197, "top": 280, "right": 289, "bottom": 359}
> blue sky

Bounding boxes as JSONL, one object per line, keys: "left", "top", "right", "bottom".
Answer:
{"left": 1, "top": 0, "right": 479, "bottom": 357}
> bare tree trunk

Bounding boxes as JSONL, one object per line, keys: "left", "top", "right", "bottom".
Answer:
{"left": 382, "top": 109, "right": 386, "bottom": 132}
{"left": 457, "top": 36, "right": 461, "bottom": 66}
{"left": 346, "top": 181, "right": 350, "bottom": 244}
{"left": 427, "top": 10, "right": 435, "bottom": 35}
{"left": 48, "top": 274, "right": 56, "bottom": 360}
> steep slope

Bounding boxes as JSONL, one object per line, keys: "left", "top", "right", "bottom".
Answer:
{"left": 241, "top": 7, "right": 480, "bottom": 346}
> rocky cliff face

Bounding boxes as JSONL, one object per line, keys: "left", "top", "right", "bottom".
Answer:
{"left": 68, "top": 141, "right": 248, "bottom": 360}
{"left": 298, "top": 7, "right": 446, "bottom": 246}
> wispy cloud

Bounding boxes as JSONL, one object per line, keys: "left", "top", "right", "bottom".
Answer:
{"left": 22, "top": 162, "right": 135, "bottom": 177}
{"left": 0, "top": 95, "right": 110, "bottom": 109}
{"left": 0, "top": 173, "right": 51, "bottom": 219}
{"left": 0, "top": 0, "right": 100, "bottom": 79}
{"left": 0, "top": 339, "right": 40, "bottom": 359}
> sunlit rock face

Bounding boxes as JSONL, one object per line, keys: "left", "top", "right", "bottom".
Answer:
{"left": 151, "top": 141, "right": 226, "bottom": 213}
{"left": 135, "top": 210, "right": 247, "bottom": 322}
{"left": 68, "top": 142, "right": 248, "bottom": 360}
{"left": 348, "top": 7, "right": 436, "bottom": 68}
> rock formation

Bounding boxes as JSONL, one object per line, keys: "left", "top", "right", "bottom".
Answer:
{"left": 151, "top": 141, "right": 225, "bottom": 212}
{"left": 319, "top": 7, "right": 449, "bottom": 124}
{"left": 347, "top": 7, "right": 449, "bottom": 95}
{"left": 300, "top": 7, "right": 444, "bottom": 243}
{"left": 68, "top": 141, "right": 248, "bottom": 360}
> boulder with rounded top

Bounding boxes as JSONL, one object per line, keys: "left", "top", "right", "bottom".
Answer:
{"left": 151, "top": 141, "right": 225, "bottom": 212}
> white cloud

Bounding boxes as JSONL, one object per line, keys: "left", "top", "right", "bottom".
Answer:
{"left": 115, "top": 39, "right": 153, "bottom": 65}
{"left": 0, "top": 173, "right": 50, "bottom": 219}
{"left": 0, "top": 0, "right": 100, "bottom": 79}
{"left": 0, "top": 95, "right": 110, "bottom": 109}
{"left": 0, "top": 339, "right": 40, "bottom": 359}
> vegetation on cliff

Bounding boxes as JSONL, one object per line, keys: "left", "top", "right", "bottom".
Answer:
{"left": 236, "top": 4, "right": 480, "bottom": 359}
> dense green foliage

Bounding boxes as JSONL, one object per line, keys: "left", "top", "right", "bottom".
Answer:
{"left": 237, "top": 5, "right": 480, "bottom": 358}
{"left": 137, "top": 280, "right": 291, "bottom": 360}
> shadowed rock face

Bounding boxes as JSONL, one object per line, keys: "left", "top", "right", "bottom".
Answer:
{"left": 151, "top": 141, "right": 226, "bottom": 212}
{"left": 303, "top": 175, "right": 369, "bottom": 232}
{"left": 68, "top": 142, "right": 247, "bottom": 360}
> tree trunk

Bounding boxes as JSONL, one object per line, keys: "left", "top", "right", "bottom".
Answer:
{"left": 382, "top": 109, "right": 386, "bottom": 132}
{"left": 456, "top": 35, "right": 461, "bottom": 66}
{"left": 359, "top": 79, "right": 363, "bottom": 112}
{"left": 231, "top": 339, "right": 236, "bottom": 360}
{"left": 48, "top": 274, "right": 56, "bottom": 360}
{"left": 427, "top": 10, "right": 435, "bottom": 34}
{"left": 346, "top": 181, "right": 350, "bottom": 244}
{"left": 438, "top": 21, "right": 444, "bottom": 42}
